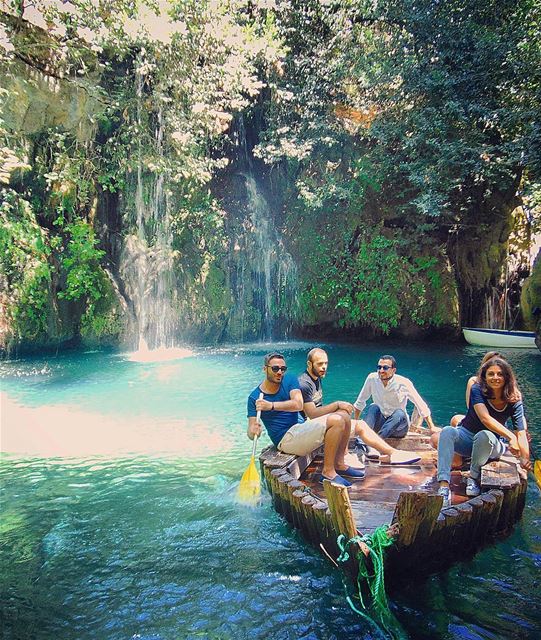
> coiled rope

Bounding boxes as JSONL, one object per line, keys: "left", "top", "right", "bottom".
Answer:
{"left": 337, "top": 526, "right": 406, "bottom": 639}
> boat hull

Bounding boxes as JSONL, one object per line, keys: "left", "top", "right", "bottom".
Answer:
{"left": 260, "top": 434, "right": 527, "bottom": 583}
{"left": 462, "top": 327, "right": 536, "bottom": 348}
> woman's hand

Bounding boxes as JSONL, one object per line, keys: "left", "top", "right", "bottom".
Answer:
{"left": 519, "top": 456, "right": 533, "bottom": 471}
{"left": 508, "top": 434, "right": 520, "bottom": 456}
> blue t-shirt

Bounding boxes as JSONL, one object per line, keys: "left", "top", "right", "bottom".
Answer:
{"left": 460, "top": 383, "right": 526, "bottom": 434}
{"left": 247, "top": 373, "right": 304, "bottom": 446}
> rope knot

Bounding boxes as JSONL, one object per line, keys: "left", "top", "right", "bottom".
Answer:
{"left": 337, "top": 525, "right": 402, "bottom": 636}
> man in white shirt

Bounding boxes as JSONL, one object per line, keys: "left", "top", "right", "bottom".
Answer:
{"left": 353, "top": 355, "right": 436, "bottom": 438}
{"left": 300, "top": 348, "right": 421, "bottom": 464}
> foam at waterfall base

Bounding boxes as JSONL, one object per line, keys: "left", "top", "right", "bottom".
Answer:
{"left": 127, "top": 345, "right": 195, "bottom": 363}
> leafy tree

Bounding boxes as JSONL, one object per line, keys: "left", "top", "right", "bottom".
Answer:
{"left": 256, "top": 0, "right": 541, "bottom": 328}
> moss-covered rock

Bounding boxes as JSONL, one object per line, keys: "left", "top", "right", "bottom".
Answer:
{"left": 79, "top": 269, "right": 128, "bottom": 346}
{"left": 520, "top": 250, "right": 541, "bottom": 331}
{"left": 0, "top": 13, "right": 100, "bottom": 142}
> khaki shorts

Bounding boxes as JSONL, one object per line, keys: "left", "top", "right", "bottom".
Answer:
{"left": 277, "top": 416, "right": 329, "bottom": 456}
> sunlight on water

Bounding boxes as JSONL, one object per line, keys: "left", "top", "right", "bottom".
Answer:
{"left": 1, "top": 392, "right": 230, "bottom": 459}
{"left": 207, "top": 340, "right": 317, "bottom": 354}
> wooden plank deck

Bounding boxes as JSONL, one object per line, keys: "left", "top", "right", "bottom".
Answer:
{"left": 299, "top": 445, "right": 478, "bottom": 528}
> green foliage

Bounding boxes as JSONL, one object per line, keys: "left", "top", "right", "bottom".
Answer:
{"left": 170, "top": 188, "right": 227, "bottom": 276}
{"left": 259, "top": 0, "right": 541, "bottom": 222}
{"left": 27, "top": 130, "right": 107, "bottom": 303}
{"left": 79, "top": 271, "right": 125, "bottom": 341}
{"left": 297, "top": 230, "right": 456, "bottom": 333}
{"left": 57, "top": 219, "right": 106, "bottom": 302}
{"left": 0, "top": 130, "right": 107, "bottom": 344}
{"left": 344, "top": 235, "right": 406, "bottom": 332}
{"left": 0, "top": 191, "right": 52, "bottom": 342}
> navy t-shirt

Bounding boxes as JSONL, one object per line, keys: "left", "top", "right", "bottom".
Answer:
{"left": 298, "top": 370, "right": 323, "bottom": 419}
{"left": 460, "top": 383, "right": 526, "bottom": 434}
{"left": 247, "top": 373, "right": 304, "bottom": 446}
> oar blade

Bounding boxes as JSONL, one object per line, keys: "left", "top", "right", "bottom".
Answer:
{"left": 534, "top": 460, "right": 541, "bottom": 490}
{"left": 238, "top": 456, "right": 261, "bottom": 503}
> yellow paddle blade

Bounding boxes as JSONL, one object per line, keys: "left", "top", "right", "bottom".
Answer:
{"left": 534, "top": 460, "right": 541, "bottom": 490}
{"left": 238, "top": 456, "right": 261, "bottom": 503}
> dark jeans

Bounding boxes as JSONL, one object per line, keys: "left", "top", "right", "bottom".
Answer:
{"left": 364, "top": 404, "right": 408, "bottom": 438}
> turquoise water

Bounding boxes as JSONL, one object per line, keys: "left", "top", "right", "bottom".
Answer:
{"left": 1, "top": 342, "right": 540, "bottom": 639}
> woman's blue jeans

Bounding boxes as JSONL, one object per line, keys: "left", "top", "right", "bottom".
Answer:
{"left": 437, "top": 425, "right": 506, "bottom": 483}
{"left": 365, "top": 404, "right": 409, "bottom": 438}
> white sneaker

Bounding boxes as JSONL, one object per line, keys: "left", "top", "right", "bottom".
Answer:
{"left": 466, "top": 477, "right": 481, "bottom": 497}
{"left": 438, "top": 486, "right": 451, "bottom": 509}
{"left": 344, "top": 452, "right": 366, "bottom": 469}
{"left": 385, "top": 450, "right": 422, "bottom": 465}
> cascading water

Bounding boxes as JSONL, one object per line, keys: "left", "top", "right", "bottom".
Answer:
{"left": 118, "top": 72, "right": 178, "bottom": 352}
{"left": 116, "top": 88, "right": 298, "bottom": 346}
{"left": 228, "top": 118, "right": 299, "bottom": 341}
{"left": 243, "top": 174, "right": 298, "bottom": 340}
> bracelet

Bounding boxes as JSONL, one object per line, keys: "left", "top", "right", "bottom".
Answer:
{"left": 272, "top": 402, "right": 275, "bottom": 411}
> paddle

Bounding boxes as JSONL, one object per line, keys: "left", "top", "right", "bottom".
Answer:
{"left": 534, "top": 460, "right": 541, "bottom": 490}
{"left": 238, "top": 392, "right": 263, "bottom": 503}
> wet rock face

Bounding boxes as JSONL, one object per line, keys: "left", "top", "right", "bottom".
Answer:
{"left": 1, "top": 63, "right": 99, "bottom": 142}
{"left": 0, "top": 13, "right": 100, "bottom": 142}
{"left": 449, "top": 186, "right": 530, "bottom": 329}
{"left": 521, "top": 250, "right": 541, "bottom": 332}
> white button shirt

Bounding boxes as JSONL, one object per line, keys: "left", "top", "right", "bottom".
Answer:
{"left": 353, "top": 372, "right": 431, "bottom": 419}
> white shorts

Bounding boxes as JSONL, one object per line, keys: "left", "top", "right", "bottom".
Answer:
{"left": 277, "top": 415, "right": 329, "bottom": 456}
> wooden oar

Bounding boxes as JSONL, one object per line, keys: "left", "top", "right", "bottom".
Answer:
{"left": 534, "top": 460, "right": 541, "bottom": 490}
{"left": 238, "top": 392, "right": 263, "bottom": 503}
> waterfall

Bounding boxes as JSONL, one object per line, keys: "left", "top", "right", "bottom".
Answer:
{"left": 116, "top": 88, "right": 298, "bottom": 346}
{"left": 482, "top": 287, "right": 504, "bottom": 329}
{"left": 244, "top": 174, "right": 276, "bottom": 339}
{"left": 119, "top": 72, "right": 178, "bottom": 352}
{"left": 229, "top": 118, "right": 299, "bottom": 341}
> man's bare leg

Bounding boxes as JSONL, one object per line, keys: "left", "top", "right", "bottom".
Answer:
{"left": 321, "top": 415, "right": 349, "bottom": 478}
{"left": 334, "top": 413, "right": 351, "bottom": 471}
{"left": 335, "top": 409, "right": 365, "bottom": 468}
{"left": 352, "top": 419, "right": 420, "bottom": 464}
{"left": 353, "top": 419, "right": 393, "bottom": 454}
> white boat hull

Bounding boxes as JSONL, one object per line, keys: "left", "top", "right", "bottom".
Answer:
{"left": 462, "top": 328, "right": 536, "bottom": 348}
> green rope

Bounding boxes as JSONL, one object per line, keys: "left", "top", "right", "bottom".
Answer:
{"left": 336, "top": 526, "right": 406, "bottom": 639}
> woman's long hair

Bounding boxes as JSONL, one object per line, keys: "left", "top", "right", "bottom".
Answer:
{"left": 477, "top": 356, "right": 521, "bottom": 403}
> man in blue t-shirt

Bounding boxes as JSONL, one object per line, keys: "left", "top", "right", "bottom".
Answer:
{"left": 247, "top": 352, "right": 364, "bottom": 487}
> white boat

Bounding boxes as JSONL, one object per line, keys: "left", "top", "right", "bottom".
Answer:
{"left": 462, "top": 327, "right": 536, "bottom": 348}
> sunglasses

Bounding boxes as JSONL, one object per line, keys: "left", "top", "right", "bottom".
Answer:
{"left": 377, "top": 365, "right": 392, "bottom": 371}
{"left": 268, "top": 365, "right": 288, "bottom": 373}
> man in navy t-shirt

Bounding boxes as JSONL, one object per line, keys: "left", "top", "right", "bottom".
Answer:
{"left": 247, "top": 352, "right": 364, "bottom": 487}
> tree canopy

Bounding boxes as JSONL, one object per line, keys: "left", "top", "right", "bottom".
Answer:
{"left": 1, "top": 0, "right": 540, "bottom": 348}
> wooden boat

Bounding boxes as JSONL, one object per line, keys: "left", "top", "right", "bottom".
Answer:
{"left": 462, "top": 327, "right": 536, "bottom": 348}
{"left": 259, "top": 430, "right": 527, "bottom": 583}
